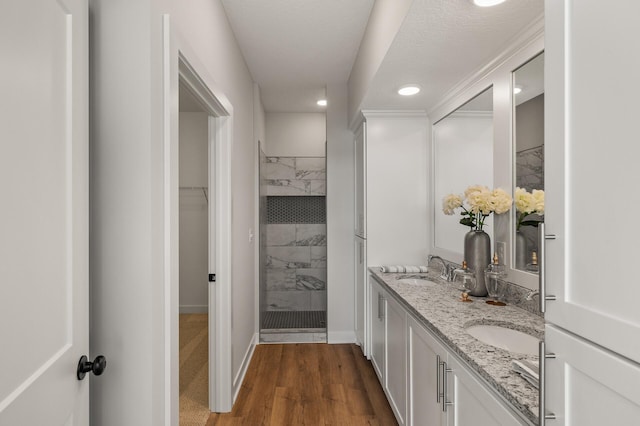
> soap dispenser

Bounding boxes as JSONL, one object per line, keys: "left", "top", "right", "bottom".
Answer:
{"left": 484, "top": 253, "right": 507, "bottom": 306}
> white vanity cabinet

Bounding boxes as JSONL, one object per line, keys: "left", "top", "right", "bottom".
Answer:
{"left": 370, "top": 277, "right": 531, "bottom": 426}
{"left": 369, "top": 276, "right": 407, "bottom": 425}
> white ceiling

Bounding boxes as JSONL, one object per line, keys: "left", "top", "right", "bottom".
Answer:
{"left": 221, "top": 0, "right": 544, "bottom": 114}
{"left": 221, "top": 0, "right": 375, "bottom": 112}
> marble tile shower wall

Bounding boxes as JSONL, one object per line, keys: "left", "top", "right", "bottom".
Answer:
{"left": 265, "top": 156, "right": 326, "bottom": 312}
{"left": 265, "top": 157, "right": 326, "bottom": 196}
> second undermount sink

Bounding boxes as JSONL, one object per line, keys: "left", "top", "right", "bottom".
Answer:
{"left": 396, "top": 277, "right": 437, "bottom": 287}
{"left": 466, "top": 324, "right": 539, "bottom": 355}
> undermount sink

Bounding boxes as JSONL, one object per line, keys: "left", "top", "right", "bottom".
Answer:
{"left": 465, "top": 324, "right": 539, "bottom": 355}
{"left": 396, "top": 277, "right": 437, "bottom": 287}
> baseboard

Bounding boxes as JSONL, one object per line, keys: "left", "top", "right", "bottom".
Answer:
{"left": 327, "top": 330, "right": 357, "bottom": 344}
{"left": 232, "top": 332, "right": 258, "bottom": 403}
{"left": 179, "top": 305, "right": 208, "bottom": 314}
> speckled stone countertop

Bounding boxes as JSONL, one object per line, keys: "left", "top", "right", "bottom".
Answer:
{"left": 369, "top": 268, "right": 542, "bottom": 425}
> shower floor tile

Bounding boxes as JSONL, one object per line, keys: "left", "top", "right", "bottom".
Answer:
{"left": 262, "top": 310, "right": 326, "bottom": 329}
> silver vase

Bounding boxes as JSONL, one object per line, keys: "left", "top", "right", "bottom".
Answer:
{"left": 464, "top": 230, "right": 490, "bottom": 296}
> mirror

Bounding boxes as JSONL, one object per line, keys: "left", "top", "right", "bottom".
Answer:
{"left": 433, "top": 87, "right": 493, "bottom": 255}
{"left": 512, "top": 52, "right": 544, "bottom": 273}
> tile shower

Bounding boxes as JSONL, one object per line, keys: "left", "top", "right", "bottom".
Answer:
{"left": 259, "top": 154, "right": 327, "bottom": 341}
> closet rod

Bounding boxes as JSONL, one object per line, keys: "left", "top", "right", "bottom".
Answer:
{"left": 179, "top": 186, "right": 208, "bottom": 203}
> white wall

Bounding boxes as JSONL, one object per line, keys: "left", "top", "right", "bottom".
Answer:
{"left": 432, "top": 113, "right": 493, "bottom": 255}
{"left": 347, "top": 0, "right": 413, "bottom": 124}
{"left": 365, "top": 113, "right": 430, "bottom": 266}
{"left": 326, "top": 82, "right": 355, "bottom": 343}
{"left": 89, "top": 0, "right": 260, "bottom": 424}
{"left": 265, "top": 112, "right": 326, "bottom": 157}
{"left": 179, "top": 113, "right": 208, "bottom": 313}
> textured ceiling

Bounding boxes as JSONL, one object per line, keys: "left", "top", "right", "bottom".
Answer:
{"left": 221, "top": 0, "right": 543, "bottom": 114}
{"left": 221, "top": 0, "right": 375, "bottom": 112}
{"left": 360, "top": 0, "right": 544, "bottom": 113}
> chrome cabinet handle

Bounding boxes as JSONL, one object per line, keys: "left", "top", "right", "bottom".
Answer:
{"left": 539, "top": 223, "right": 557, "bottom": 313}
{"left": 436, "top": 355, "right": 442, "bottom": 403}
{"left": 377, "top": 293, "right": 384, "bottom": 321}
{"left": 442, "top": 362, "right": 453, "bottom": 412}
{"left": 539, "top": 341, "right": 557, "bottom": 425}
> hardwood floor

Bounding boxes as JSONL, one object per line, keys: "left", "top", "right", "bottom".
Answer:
{"left": 206, "top": 343, "right": 398, "bottom": 425}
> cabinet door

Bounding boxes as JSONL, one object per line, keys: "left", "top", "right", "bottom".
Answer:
{"left": 355, "top": 238, "right": 366, "bottom": 353}
{"left": 544, "top": 325, "right": 640, "bottom": 425}
{"left": 369, "top": 278, "right": 386, "bottom": 383}
{"left": 446, "top": 355, "right": 526, "bottom": 426}
{"left": 354, "top": 122, "right": 366, "bottom": 237}
{"left": 386, "top": 294, "right": 407, "bottom": 425}
{"left": 407, "top": 316, "right": 446, "bottom": 426}
{"left": 544, "top": 0, "right": 640, "bottom": 363}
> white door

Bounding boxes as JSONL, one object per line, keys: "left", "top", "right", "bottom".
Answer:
{"left": 354, "top": 237, "right": 365, "bottom": 351}
{"left": 369, "top": 278, "right": 386, "bottom": 382}
{"left": 385, "top": 295, "right": 407, "bottom": 425}
{"left": 544, "top": 0, "right": 640, "bottom": 363}
{"left": 0, "top": 0, "right": 90, "bottom": 424}
{"left": 407, "top": 316, "right": 446, "bottom": 426}
{"left": 446, "top": 355, "right": 525, "bottom": 426}
{"left": 545, "top": 325, "right": 640, "bottom": 425}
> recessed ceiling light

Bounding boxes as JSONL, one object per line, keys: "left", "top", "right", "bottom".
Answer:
{"left": 398, "top": 85, "right": 421, "bottom": 96}
{"left": 317, "top": 99, "right": 327, "bottom": 106}
{"left": 472, "top": 0, "right": 507, "bottom": 7}
{"left": 513, "top": 86, "right": 522, "bottom": 94}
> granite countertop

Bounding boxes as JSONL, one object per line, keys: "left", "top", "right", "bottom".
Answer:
{"left": 369, "top": 267, "right": 542, "bottom": 425}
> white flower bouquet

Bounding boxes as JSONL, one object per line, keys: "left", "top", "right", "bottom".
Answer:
{"left": 442, "top": 185, "right": 512, "bottom": 231}
{"left": 514, "top": 187, "right": 544, "bottom": 230}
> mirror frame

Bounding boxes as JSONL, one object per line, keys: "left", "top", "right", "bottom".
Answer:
{"left": 428, "top": 25, "right": 543, "bottom": 290}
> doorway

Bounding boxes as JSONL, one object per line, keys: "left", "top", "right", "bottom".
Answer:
{"left": 178, "top": 81, "right": 210, "bottom": 423}
{"left": 175, "top": 53, "right": 233, "bottom": 415}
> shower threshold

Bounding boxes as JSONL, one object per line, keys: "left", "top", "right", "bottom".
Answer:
{"left": 260, "top": 310, "right": 327, "bottom": 343}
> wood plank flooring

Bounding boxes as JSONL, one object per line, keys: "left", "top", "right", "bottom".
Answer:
{"left": 206, "top": 343, "right": 398, "bottom": 425}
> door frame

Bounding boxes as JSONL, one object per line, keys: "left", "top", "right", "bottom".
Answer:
{"left": 164, "top": 15, "right": 234, "bottom": 416}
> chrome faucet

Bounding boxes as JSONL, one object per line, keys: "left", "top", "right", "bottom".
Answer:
{"left": 525, "top": 289, "right": 539, "bottom": 300}
{"left": 428, "top": 255, "right": 455, "bottom": 281}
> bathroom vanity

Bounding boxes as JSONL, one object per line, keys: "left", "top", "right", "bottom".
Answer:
{"left": 366, "top": 268, "right": 542, "bottom": 426}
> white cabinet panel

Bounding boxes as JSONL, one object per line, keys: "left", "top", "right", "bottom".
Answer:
{"left": 386, "top": 294, "right": 407, "bottom": 425}
{"left": 407, "top": 316, "right": 447, "bottom": 426}
{"left": 544, "top": 0, "right": 640, "bottom": 364}
{"left": 447, "top": 355, "right": 526, "bottom": 426}
{"left": 545, "top": 325, "right": 640, "bottom": 425}
{"left": 370, "top": 278, "right": 386, "bottom": 383}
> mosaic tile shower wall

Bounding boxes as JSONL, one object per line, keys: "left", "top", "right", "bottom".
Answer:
{"left": 264, "top": 157, "right": 326, "bottom": 314}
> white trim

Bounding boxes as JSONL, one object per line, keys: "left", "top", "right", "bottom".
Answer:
{"left": 427, "top": 15, "right": 544, "bottom": 118}
{"left": 176, "top": 52, "right": 234, "bottom": 413}
{"left": 328, "top": 331, "right": 357, "bottom": 344}
{"left": 232, "top": 334, "right": 258, "bottom": 402}
{"left": 361, "top": 110, "right": 427, "bottom": 119}
{"left": 178, "top": 305, "right": 208, "bottom": 314}
{"left": 161, "top": 15, "right": 175, "bottom": 426}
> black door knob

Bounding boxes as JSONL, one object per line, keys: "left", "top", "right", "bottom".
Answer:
{"left": 77, "top": 355, "right": 107, "bottom": 380}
